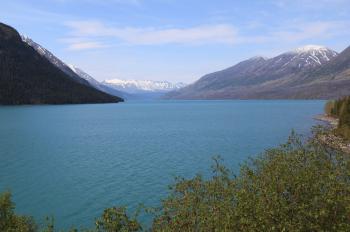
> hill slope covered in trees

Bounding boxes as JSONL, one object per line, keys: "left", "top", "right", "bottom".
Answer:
{"left": 0, "top": 22, "right": 123, "bottom": 105}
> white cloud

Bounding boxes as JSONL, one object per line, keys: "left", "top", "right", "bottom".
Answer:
{"left": 270, "top": 21, "right": 348, "bottom": 42}
{"left": 67, "top": 41, "right": 107, "bottom": 51}
{"left": 237, "top": 20, "right": 350, "bottom": 45}
{"left": 271, "top": 0, "right": 349, "bottom": 10}
{"left": 109, "top": 0, "right": 141, "bottom": 5}
{"left": 54, "top": 0, "right": 142, "bottom": 6}
{"left": 60, "top": 37, "right": 108, "bottom": 50}
{"left": 64, "top": 21, "right": 238, "bottom": 46}
{"left": 62, "top": 19, "right": 350, "bottom": 51}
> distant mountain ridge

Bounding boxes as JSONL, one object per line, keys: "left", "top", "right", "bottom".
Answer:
{"left": 165, "top": 45, "right": 350, "bottom": 99}
{"left": 102, "top": 79, "right": 187, "bottom": 99}
{"left": 67, "top": 65, "right": 131, "bottom": 99}
{"left": 21, "top": 35, "right": 88, "bottom": 85}
{"left": 21, "top": 35, "right": 130, "bottom": 100}
{"left": 21, "top": 35, "right": 179, "bottom": 100}
{"left": 0, "top": 22, "right": 123, "bottom": 105}
{"left": 103, "top": 79, "right": 186, "bottom": 94}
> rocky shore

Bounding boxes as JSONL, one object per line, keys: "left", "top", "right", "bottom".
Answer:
{"left": 314, "top": 114, "right": 350, "bottom": 154}
{"left": 314, "top": 114, "right": 339, "bottom": 128}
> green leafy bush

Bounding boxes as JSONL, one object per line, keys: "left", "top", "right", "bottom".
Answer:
{"left": 151, "top": 133, "right": 350, "bottom": 231}
{"left": 0, "top": 191, "right": 37, "bottom": 232}
{"left": 95, "top": 207, "right": 141, "bottom": 232}
{"left": 2, "top": 132, "right": 350, "bottom": 231}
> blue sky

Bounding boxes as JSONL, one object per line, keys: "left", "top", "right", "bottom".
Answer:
{"left": 1, "top": 0, "right": 350, "bottom": 83}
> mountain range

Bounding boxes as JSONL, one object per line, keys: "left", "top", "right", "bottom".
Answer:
{"left": 103, "top": 79, "right": 186, "bottom": 99}
{"left": 21, "top": 35, "right": 131, "bottom": 99}
{"left": 2, "top": 21, "right": 350, "bottom": 104}
{"left": 0, "top": 22, "right": 123, "bottom": 105}
{"left": 165, "top": 45, "right": 350, "bottom": 99}
{"left": 22, "top": 34, "right": 184, "bottom": 100}
{"left": 66, "top": 65, "right": 133, "bottom": 99}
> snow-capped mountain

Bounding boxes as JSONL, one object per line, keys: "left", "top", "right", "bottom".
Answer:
{"left": 165, "top": 45, "right": 344, "bottom": 99}
{"left": 21, "top": 35, "right": 129, "bottom": 99}
{"left": 0, "top": 22, "right": 122, "bottom": 104}
{"left": 272, "top": 45, "right": 338, "bottom": 69}
{"left": 68, "top": 64, "right": 102, "bottom": 90}
{"left": 22, "top": 35, "right": 184, "bottom": 99}
{"left": 21, "top": 35, "right": 87, "bottom": 85}
{"left": 103, "top": 79, "right": 186, "bottom": 94}
{"left": 67, "top": 65, "right": 130, "bottom": 99}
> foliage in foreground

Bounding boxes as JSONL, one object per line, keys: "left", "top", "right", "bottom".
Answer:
{"left": 325, "top": 96, "right": 350, "bottom": 139}
{"left": 1, "top": 132, "right": 350, "bottom": 231}
{"left": 0, "top": 191, "right": 37, "bottom": 232}
{"left": 151, "top": 132, "right": 350, "bottom": 231}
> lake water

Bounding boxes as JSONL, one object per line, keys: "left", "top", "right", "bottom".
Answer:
{"left": 0, "top": 100, "right": 325, "bottom": 229}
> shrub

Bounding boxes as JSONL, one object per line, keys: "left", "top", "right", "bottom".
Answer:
{"left": 151, "top": 133, "right": 350, "bottom": 231}
{"left": 95, "top": 207, "right": 141, "bottom": 232}
{"left": 0, "top": 191, "right": 37, "bottom": 232}
{"left": 2, "top": 132, "right": 350, "bottom": 231}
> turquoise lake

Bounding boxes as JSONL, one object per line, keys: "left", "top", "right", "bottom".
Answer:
{"left": 0, "top": 100, "right": 325, "bottom": 229}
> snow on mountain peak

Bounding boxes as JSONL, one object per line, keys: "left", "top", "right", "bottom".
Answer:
{"left": 282, "top": 45, "right": 338, "bottom": 67}
{"left": 103, "top": 79, "right": 186, "bottom": 93}
{"left": 249, "top": 56, "right": 269, "bottom": 61}
{"left": 67, "top": 64, "right": 79, "bottom": 75}
{"left": 293, "top": 45, "right": 330, "bottom": 53}
{"left": 21, "top": 34, "right": 29, "bottom": 41}
{"left": 21, "top": 35, "right": 48, "bottom": 56}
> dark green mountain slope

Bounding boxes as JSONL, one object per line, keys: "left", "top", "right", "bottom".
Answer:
{"left": 0, "top": 22, "right": 123, "bottom": 105}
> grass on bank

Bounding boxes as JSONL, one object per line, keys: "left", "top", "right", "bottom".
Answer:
{"left": 1, "top": 130, "right": 350, "bottom": 232}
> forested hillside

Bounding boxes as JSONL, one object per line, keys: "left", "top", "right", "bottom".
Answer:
{"left": 0, "top": 22, "right": 123, "bottom": 105}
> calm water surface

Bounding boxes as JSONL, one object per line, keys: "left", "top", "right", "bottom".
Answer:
{"left": 0, "top": 100, "right": 324, "bottom": 229}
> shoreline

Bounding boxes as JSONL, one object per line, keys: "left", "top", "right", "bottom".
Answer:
{"left": 314, "top": 114, "right": 339, "bottom": 128}
{"left": 314, "top": 114, "right": 350, "bottom": 154}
